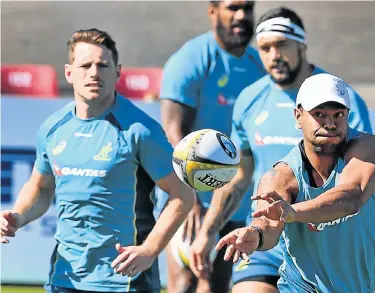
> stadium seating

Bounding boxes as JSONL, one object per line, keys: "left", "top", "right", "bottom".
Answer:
{"left": 115, "top": 67, "right": 163, "bottom": 100}
{"left": 1, "top": 64, "right": 59, "bottom": 98}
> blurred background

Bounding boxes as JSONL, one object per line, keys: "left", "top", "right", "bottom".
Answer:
{"left": 1, "top": 1, "right": 375, "bottom": 292}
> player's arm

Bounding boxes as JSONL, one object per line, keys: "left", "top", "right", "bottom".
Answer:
{"left": 2, "top": 167, "right": 55, "bottom": 243}
{"left": 291, "top": 134, "right": 375, "bottom": 223}
{"left": 12, "top": 168, "right": 55, "bottom": 228}
{"left": 143, "top": 172, "right": 195, "bottom": 256}
{"left": 248, "top": 163, "right": 298, "bottom": 251}
{"left": 215, "top": 163, "right": 298, "bottom": 259}
{"left": 200, "top": 150, "right": 254, "bottom": 236}
{"left": 161, "top": 100, "right": 196, "bottom": 147}
{"left": 1, "top": 124, "right": 55, "bottom": 241}
{"left": 159, "top": 44, "right": 201, "bottom": 147}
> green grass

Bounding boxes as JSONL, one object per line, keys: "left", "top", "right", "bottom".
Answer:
{"left": 1, "top": 287, "right": 45, "bottom": 293}
{"left": 1, "top": 286, "right": 168, "bottom": 293}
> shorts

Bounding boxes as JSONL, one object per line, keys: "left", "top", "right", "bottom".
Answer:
{"left": 44, "top": 284, "right": 161, "bottom": 293}
{"left": 232, "top": 211, "right": 283, "bottom": 285}
{"left": 232, "top": 243, "right": 283, "bottom": 285}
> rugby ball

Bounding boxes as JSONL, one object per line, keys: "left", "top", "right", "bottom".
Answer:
{"left": 172, "top": 129, "right": 240, "bottom": 191}
{"left": 170, "top": 220, "right": 219, "bottom": 269}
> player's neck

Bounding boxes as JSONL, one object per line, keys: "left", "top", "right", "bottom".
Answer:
{"left": 304, "top": 141, "right": 338, "bottom": 186}
{"left": 214, "top": 34, "right": 246, "bottom": 57}
{"left": 75, "top": 92, "right": 115, "bottom": 119}
{"left": 277, "top": 61, "right": 313, "bottom": 90}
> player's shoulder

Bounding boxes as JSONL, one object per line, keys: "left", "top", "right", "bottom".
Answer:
{"left": 165, "top": 31, "right": 216, "bottom": 69}
{"left": 344, "top": 128, "right": 375, "bottom": 157}
{"left": 38, "top": 101, "right": 75, "bottom": 139}
{"left": 112, "top": 95, "right": 164, "bottom": 138}
{"left": 233, "top": 75, "right": 272, "bottom": 118}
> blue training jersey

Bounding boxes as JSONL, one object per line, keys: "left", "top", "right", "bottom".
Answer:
{"left": 231, "top": 66, "right": 373, "bottom": 271}
{"left": 277, "top": 128, "right": 375, "bottom": 293}
{"left": 35, "top": 94, "right": 174, "bottom": 292}
{"left": 232, "top": 66, "right": 372, "bottom": 211}
{"left": 158, "top": 31, "right": 265, "bottom": 221}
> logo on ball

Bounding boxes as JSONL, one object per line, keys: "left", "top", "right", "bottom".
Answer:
{"left": 216, "top": 133, "right": 237, "bottom": 159}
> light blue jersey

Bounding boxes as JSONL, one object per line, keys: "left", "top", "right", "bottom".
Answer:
{"left": 231, "top": 67, "right": 373, "bottom": 282}
{"left": 35, "top": 94, "right": 173, "bottom": 292}
{"left": 277, "top": 128, "right": 375, "bottom": 293}
{"left": 156, "top": 31, "right": 265, "bottom": 221}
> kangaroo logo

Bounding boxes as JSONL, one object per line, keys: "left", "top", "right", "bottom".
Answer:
{"left": 93, "top": 142, "right": 113, "bottom": 161}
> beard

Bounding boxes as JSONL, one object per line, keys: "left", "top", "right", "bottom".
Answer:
{"left": 311, "top": 140, "right": 345, "bottom": 155}
{"left": 270, "top": 48, "right": 303, "bottom": 86}
{"left": 216, "top": 15, "right": 254, "bottom": 48}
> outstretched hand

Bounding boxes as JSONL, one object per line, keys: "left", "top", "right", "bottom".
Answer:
{"left": 215, "top": 227, "right": 260, "bottom": 263}
{"left": 1, "top": 211, "right": 21, "bottom": 244}
{"left": 251, "top": 192, "right": 296, "bottom": 223}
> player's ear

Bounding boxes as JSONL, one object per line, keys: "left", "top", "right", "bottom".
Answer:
{"left": 116, "top": 64, "right": 121, "bottom": 80}
{"left": 64, "top": 64, "right": 73, "bottom": 85}
{"left": 298, "top": 43, "right": 307, "bottom": 59}
{"left": 294, "top": 108, "right": 302, "bottom": 129}
{"left": 208, "top": 2, "right": 218, "bottom": 23}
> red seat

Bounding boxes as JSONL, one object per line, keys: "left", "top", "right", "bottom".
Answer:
{"left": 1, "top": 64, "right": 59, "bottom": 98}
{"left": 116, "top": 67, "right": 162, "bottom": 100}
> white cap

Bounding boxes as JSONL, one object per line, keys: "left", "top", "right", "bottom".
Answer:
{"left": 296, "top": 73, "right": 351, "bottom": 111}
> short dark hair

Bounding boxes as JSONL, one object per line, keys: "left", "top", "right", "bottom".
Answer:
{"left": 209, "top": 0, "right": 221, "bottom": 7}
{"left": 68, "top": 28, "right": 119, "bottom": 65}
{"left": 256, "top": 6, "right": 305, "bottom": 30}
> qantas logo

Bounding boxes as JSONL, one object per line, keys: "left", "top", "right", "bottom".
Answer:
{"left": 307, "top": 211, "right": 360, "bottom": 232}
{"left": 53, "top": 165, "right": 106, "bottom": 177}
{"left": 255, "top": 132, "right": 301, "bottom": 146}
{"left": 217, "top": 94, "right": 236, "bottom": 106}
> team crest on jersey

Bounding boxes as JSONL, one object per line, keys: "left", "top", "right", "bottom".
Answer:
{"left": 93, "top": 142, "right": 112, "bottom": 161}
{"left": 254, "top": 111, "right": 269, "bottom": 126}
{"left": 217, "top": 74, "right": 229, "bottom": 88}
{"left": 52, "top": 141, "right": 67, "bottom": 156}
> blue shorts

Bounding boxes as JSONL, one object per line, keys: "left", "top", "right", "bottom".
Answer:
{"left": 232, "top": 243, "right": 283, "bottom": 284}
{"left": 232, "top": 212, "right": 283, "bottom": 285}
{"left": 45, "top": 284, "right": 161, "bottom": 293}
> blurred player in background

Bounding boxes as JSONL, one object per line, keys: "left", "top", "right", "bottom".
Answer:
{"left": 154, "top": 1, "right": 265, "bottom": 292}
{"left": 216, "top": 73, "right": 375, "bottom": 293}
{"left": 0, "top": 28, "right": 194, "bottom": 293}
{"left": 198, "top": 6, "right": 373, "bottom": 293}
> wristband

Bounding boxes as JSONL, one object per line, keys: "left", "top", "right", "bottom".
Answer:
{"left": 250, "top": 226, "right": 264, "bottom": 250}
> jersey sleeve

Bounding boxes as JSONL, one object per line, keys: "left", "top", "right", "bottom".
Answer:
{"left": 159, "top": 44, "right": 204, "bottom": 108}
{"left": 347, "top": 87, "right": 373, "bottom": 134}
{"left": 137, "top": 122, "right": 174, "bottom": 182}
{"left": 34, "top": 126, "right": 52, "bottom": 174}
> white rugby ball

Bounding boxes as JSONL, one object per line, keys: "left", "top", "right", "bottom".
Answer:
{"left": 170, "top": 220, "right": 219, "bottom": 269}
{"left": 172, "top": 129, "right": 240, "bottom": 192}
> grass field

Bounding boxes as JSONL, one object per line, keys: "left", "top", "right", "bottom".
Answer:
{"left": 1, "top": 286, "right": 168, "bottom": 293}
{"left": 2, "top": 287, "right": 45, "bottom": 293}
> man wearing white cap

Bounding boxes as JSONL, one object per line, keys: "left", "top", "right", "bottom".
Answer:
{"left": 198, "top": 6, "right": 373, "bottom": 293}
{"left": 216, "top": 73, "right": 375, "bottom": 293}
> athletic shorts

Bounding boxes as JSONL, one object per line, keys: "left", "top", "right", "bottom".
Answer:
{"left": 232, "top": 244, "right": 283, "bottom": 285}
{"left": 231, "top": 213, "right": 283, "bottom": 285}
